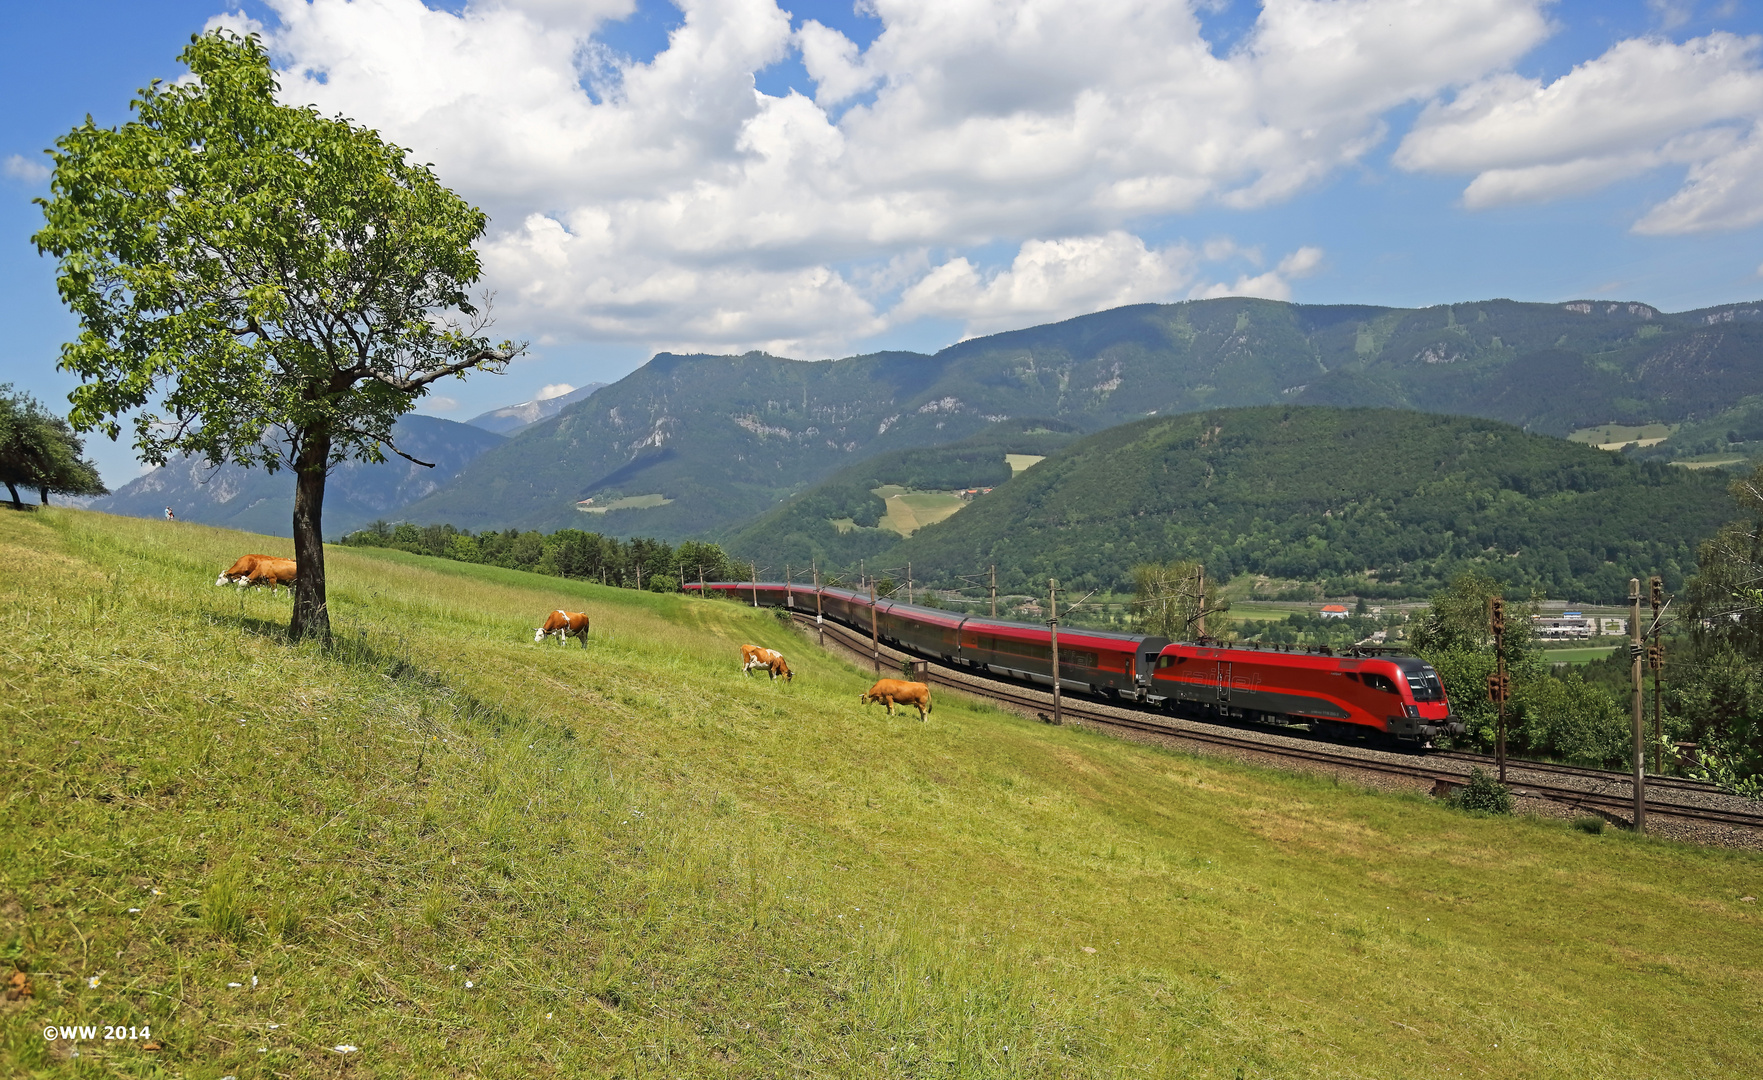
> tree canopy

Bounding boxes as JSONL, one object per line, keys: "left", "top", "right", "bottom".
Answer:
{"left": 34, "top": 30, "right": 520, "bottom": 639}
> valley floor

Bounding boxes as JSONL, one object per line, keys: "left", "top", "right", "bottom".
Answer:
{"left": 2, "top": 508, "right": 1760, "bottom": 1078}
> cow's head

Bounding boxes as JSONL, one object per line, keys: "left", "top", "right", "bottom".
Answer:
{"left": 533, "top": 627, "right": 547, "bottom": 643}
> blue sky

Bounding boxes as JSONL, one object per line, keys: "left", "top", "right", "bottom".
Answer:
{"left": 4, "top": 0, "right": 1763, "bottom": 486}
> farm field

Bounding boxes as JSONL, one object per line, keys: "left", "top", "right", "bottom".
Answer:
{"left": 1541, "top": 646, "right": 1625, "bottom": 665}
{"left": 871, "top": 485, "right": 969, "bottom": 537}
{"left": 1566, "top": 423, "right": 1675, "bottom": 449}
{"left": 3, "top": 509, "right": 1762, "bottom": 1078}
{"left": 577, "top": 493, "right": 673, "bottom": 514}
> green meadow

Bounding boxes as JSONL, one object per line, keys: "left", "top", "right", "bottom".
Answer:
{"left": 3, "top": 508, "right": 1761, "bottom": 1078}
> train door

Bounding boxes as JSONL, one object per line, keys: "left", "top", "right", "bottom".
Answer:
{"left": 1216, "top": 662, "right": 1231, "bottom": 703}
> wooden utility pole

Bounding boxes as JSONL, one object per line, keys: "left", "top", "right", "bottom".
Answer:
{"left": 1049, "top": 578, "right": 1062, "bottom": 726}
{"left": 750, "top": 561, "right": 759, "bottom": 607}
{"left": 1630, "top": 577, "right": 1647, "bottom": 833}
{"left": 989, "top": 564, "right": 997, "bottom": 618}
{"left": 814, "top": 563, "right": 824, "bottom": 647}
{"left": 1651, "top": 576, "right": 1665, "bottom": 774}
{"left": 869, "top": 579, "right": 881, "bottom": 676}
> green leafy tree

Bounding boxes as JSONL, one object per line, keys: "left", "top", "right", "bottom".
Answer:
{"left": 1412, "top": 572, "right": 1545, "bottom": 749}
{"left": 33, "top": 32, "right": 522, "bottom": 640}
{"left": 1132, "top": 560, "right": 1229, "bottom": 641}
{"left": 0, "top": 386, "right": 108, "bottom": 509}
{"left": 1686, "top": 464, "right": 1763, "bottom": 656}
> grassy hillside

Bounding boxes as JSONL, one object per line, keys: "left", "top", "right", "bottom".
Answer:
{"left": 399, "top": 298, "right": 1763, "bottom": 542}
{"left": 4, "top": 509, "right": 1762, "bottom": 1078}
{"left": 875, "top": 406, "right": 1730, "bottom": 601}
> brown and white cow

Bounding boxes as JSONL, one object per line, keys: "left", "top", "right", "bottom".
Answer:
{"left": 216, "top": 554, "right": 297, "bottom": 593}
{"left": 535, "top": 609, "right": 590, "bottom": 646}
{"left": 861, "top": 678, "right": 932, "bottom": 720}
{"left": 740, "top": 644, "right": 793, "bottom": 681}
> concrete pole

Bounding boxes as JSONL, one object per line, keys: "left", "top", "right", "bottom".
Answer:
{"left": 1630, "top": 577, "right": 1646, "bottom": 833}
{"left": 1049, "top": 578, "right": 1062, "bottom": 726}
{"left": 869, "top": 579, "right": 881, "bottom": 677}
{"left": 814, "top": 563, "right": 824, "bottom": 647}
{"left": 990, "top": 564, "right": 997, "bottom": 618}
{"left": 751, "top": 561, "right": 759, "bottom": 607}
{"left": 1195, "top": 564, "right": 1206, "bottom": 641}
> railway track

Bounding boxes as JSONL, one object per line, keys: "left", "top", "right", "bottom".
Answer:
{"left": 798, "top": 612, "right": 1763, "bottom": 834}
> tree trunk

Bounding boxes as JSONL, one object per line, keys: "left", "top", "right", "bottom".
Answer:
{"left": 38, "top": 487, "right": 49, "bottom": 505}
{"left": 4, "top": 481, "right": 20, "bottom": 509}
{"left": 290, "top": 428, "right": 332, "bottom": 643}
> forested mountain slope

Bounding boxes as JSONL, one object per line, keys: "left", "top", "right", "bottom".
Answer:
{"left": 721, "top": 419, "right": 1082, "bottom": 571}
{"left": 401, "top": 297, "right": 1763, "bottom": 541}
{"left": 865, "top": 406, "right": 1731, "bottom": 602}
{"left": 90, "top": 414, "right": 505, "bottom": 538}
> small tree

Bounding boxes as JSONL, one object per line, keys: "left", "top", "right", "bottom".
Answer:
{"left": 33, "top": 32, "right": 521, "bottom": 640}
{"left": 0, "top": 386, "right": 108, "bottom": 509}
{"left": 1132, "top": 560, "right": 1228, "bottom": 640}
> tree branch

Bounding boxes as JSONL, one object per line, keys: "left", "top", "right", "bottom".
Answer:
{"left": 366, "top": 346, "right": 516, "bottom": 391}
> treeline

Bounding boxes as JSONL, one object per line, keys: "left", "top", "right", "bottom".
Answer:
{"left": 338, "top": 520, "right": 736, "bottom": 591}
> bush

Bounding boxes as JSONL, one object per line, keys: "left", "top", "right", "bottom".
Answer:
{"left": 1572, "top": 816, "right": 1606, "bottom": 835}
{"left": 1447, "top": 767, "right": 1514, "bottom": 815}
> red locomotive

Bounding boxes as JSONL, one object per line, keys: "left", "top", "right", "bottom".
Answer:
{"left": 1151, "top": 642, "right": 1462, "bottom": 743}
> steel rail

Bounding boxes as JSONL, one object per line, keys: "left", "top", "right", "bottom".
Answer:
{"left": 800, "top": 612, "right": 1763, "bottom": 831}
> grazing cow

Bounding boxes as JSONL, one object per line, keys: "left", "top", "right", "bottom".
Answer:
{"left": 861, "top": 679, "right": 932, "bottom": 720}
{"left": 535, "top": 609, "right": 590, "bottom": 646}
{"left": 740, "top": 644, "right": 796, "bottom": 676}
{"left": 739, "top": 645, "right": 793, "bottom": 681}
{"left": 215, "top": 554, "right": 297, "bottom": 593}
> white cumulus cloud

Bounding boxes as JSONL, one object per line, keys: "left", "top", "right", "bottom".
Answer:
{"left": 1397, "top": 31, "right": 1763, "bottom": 233}
{"left": 213, "top": 0, "right": 1566, "bottom": 354}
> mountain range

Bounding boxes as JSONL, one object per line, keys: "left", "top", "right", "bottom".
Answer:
{"left": 89, "top": 414, "right": 506, "bottom": 538}
{"left": 396, "top": 295, "right": 1763, "bottom": 541}
{"left": 465, "top": 383, "right": 606, "bottom": 435}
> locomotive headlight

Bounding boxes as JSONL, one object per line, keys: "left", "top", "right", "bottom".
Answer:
{"left": 1404, "top": 704, "right": 1420, "bottom": 718}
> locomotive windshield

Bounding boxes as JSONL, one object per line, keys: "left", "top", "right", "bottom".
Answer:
{"left": 1398, "top": 663, "right": 1446, "bottom": 702}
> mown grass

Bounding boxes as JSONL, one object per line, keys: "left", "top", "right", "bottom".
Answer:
{"left": 3, "top": 508, "right": 1762, "bottom": 1078}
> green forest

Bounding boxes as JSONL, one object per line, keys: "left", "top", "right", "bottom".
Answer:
{"left": 850, "top": 406, "right": 1731, "bottom": 603}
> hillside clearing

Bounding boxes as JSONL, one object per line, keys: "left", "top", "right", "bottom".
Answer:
{"left": 3, "top": 509, "right": 1760, "bottom": 1078}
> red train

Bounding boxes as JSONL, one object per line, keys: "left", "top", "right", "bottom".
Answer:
{"left": 687, "top": 581, "right": 1464, "bottom": 744}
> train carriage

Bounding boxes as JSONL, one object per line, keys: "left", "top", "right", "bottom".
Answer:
{"left": 874, "top": 599, "right": 967, "bottom": 661}
{"left": 956, "top": 617, "right": 1167, "bottom": 700}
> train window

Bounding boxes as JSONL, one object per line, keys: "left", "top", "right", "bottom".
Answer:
{"left": 1157, "top": 655, "right": 1174, "bottom": 668}
{"left": 1402, "top": 666, "right": 1445, "bottom": 701}
{"left": 1060, "top": 651, "right": 1099, "bottom": 668}
{"left": 1362, "top": 673, "right": 1399, "bottom": 693}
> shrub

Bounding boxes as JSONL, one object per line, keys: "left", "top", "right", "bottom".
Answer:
{"left": 1447, "top": 767, "right": 1514, "bottom": 815}
{"left": 1572, "top": 816, "right": 1606, "bottom": 835}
